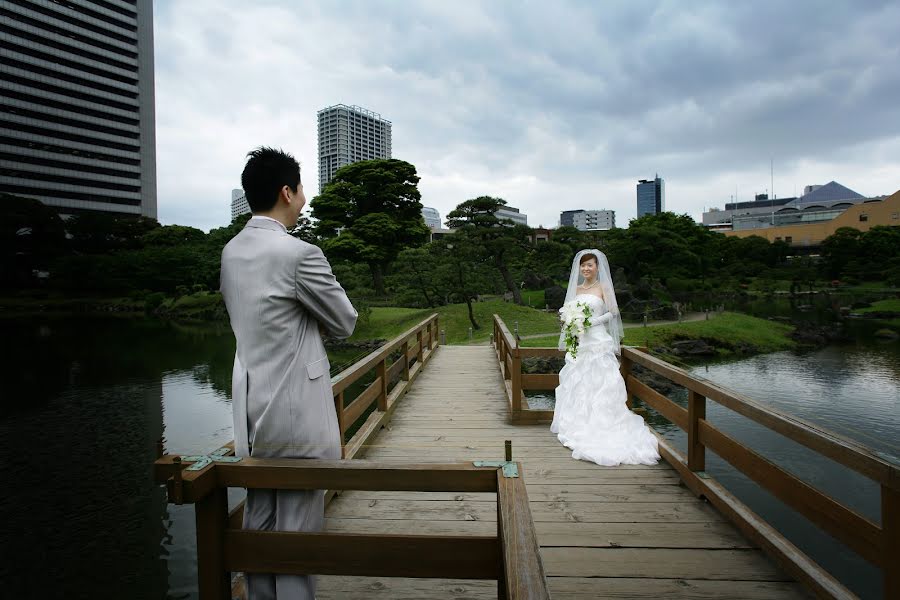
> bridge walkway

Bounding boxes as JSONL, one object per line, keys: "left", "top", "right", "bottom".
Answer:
{"left": 317, "top": 345, "right": 808, "bottom": 599}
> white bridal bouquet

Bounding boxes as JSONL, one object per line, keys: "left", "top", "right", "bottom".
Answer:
{"left": 559, "top": 300, "right": 593, "bottom": 358}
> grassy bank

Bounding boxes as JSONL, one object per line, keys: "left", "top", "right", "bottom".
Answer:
{"left": 854, "top": 298, "right": 900, "bottom": 327}
{"left": 0, "top": 293, "right": 146, "bottom": 317}
{"left": 351, "top": 301, "right": 560, "bottom": 345}
{"left": 519, "top": 312, "right": 796, "bottom": 358}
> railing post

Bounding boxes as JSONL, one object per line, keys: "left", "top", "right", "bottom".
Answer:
{"left": 688, "top": 390, "right": 706, "bottom": 472}
{"left": 195, "top": 485, "right": 229, "bottom": 600}
{"left": 619, "top": 353, "right": 633, "bottom": 410}
{"left": 434, "top": 317, "right": 440, "bottom": 349}
{"left": 334, "top": 391, "right": 345, "bottom": 458}
{"left": 884, "top": 484, "right": 900, "bottom": 599}
{"left": 376, "top": 357, "right": 388, "bottom": 412}
{"left": 416, "top": 328, "right": 424, "bottom": 365}
{"left": 401, "top": 340, "right": 410, "bottom": 381}
{"left": 511, "top": 346, "right": 522, "bottom": 414}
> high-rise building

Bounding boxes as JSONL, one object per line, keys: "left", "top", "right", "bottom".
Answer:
{"left": 572, "top": 209, "right": 615, "bottom": 231}
{"left": 0, "top": 0, "right": 157, "bottom": 218}
{"left": 422, "top": 206, "right": 441, "bottom": 230}
{"left": 317, "top": 104, "right": 391, "bottom": 191}
{"left": 231, "top": 188, "right": 249, "bottom": 220}
{"left": 495, "top": 205, "right": 527, "bottom": 226}
{"left": 636, "top": 175, "right": 665, "bottom": 218}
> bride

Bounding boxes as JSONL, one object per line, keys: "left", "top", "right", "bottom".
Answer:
{"left": 550, "top": 249, "right": 660, "bottom": 466}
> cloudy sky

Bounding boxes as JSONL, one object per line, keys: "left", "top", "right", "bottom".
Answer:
{"left": 153, "top": 0, "right": 900, "bottom": 231}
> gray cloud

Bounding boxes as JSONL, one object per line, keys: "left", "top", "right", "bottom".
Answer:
{"left": 154, "top": 0, "right": 900, "bottom": 231}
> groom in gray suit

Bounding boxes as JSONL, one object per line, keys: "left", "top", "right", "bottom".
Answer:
{"left": 220, "top": 147, "right": 357, "bottom": 599}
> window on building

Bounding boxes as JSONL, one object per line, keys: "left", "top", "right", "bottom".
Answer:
{"left": 892, "top": 212, "right": 899, "bottom": 220}
{"left": 785, "top": 236, "right": 792, "bottom": 243}
{"left": 774, "top": 237, "right": 782, "bottom": 241}
{"left": 859, "top": 214, "right": 868, "bottom": 222}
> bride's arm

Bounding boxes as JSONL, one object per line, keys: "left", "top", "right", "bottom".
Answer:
{"left": 589, "top": 311, "right": 614, "bottom": 325}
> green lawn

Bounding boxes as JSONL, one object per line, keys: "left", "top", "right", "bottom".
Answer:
{"left": 520, "top": 312, "right": 796, "bottom": 356}
{"left": 349, "top": 301, "right": 560, "bottom": 345}
{"left": 854, "top": 298, "right": 900, "bottom": 314}
{"left": 854, "top": 298, "right": 900, "bottom": 327}
{"left": 520, "top": 289, "right": 546, "bottom": 308}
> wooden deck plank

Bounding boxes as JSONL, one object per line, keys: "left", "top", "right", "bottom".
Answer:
{"left": 542, "top": 547, "right": 791, "bottom": 581}
{"left": 325, "top": 518, "right": 755, "bottom": 549}
{"left": 316, "top": 345, "right": 803, "bottom": 599}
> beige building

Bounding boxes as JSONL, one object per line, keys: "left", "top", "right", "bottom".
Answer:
{"left": 723, "top": 190, "right": 900, "bottom": 246}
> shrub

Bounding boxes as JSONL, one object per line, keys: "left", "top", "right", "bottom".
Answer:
{"left": 145, "top": 292, "right": 166, "bottom": 312}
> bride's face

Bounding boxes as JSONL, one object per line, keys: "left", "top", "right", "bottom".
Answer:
{"left": 580, "top": 256, "right": 598, "bottom": 282}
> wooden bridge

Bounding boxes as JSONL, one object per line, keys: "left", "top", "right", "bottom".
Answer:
{"left": 155, "top": 314, "right": 899, "bottom": 600}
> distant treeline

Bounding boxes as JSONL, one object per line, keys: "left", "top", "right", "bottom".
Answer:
{"left": 2, "top": 160, "right": 898, "bottom": 309}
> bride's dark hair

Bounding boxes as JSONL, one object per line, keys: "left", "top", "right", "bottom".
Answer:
{"left": 579, "top": 253, "right": 598, "bottom": 266}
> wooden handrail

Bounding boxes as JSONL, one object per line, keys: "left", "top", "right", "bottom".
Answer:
{"left": 330, "top": 314, "right": 439, "bottom": 457}
{"left": 493, "top": 314, "right": 900, "bottom": 599}
{"left": 492, "top": 315, "right": 553, "bottom": 424}
{"left": 154, "top": 457, "right": 551, "bottom": 599}
{"left": 622, "top": 347, "right": 900, "bottom": 492}
{"left": 331, "top": 314, "right": 438, "bottom": 395}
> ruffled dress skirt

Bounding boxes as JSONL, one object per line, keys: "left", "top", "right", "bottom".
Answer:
{"left": 550, "top": 336, "right": 660, "bottom": 466}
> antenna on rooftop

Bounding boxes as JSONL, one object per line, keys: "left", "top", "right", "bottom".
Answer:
{"left": 771, "top": 157, "right": 775, "bottom": 200}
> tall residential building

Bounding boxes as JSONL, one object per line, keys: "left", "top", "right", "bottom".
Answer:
{"left": 231, "top": 188, "right": 249, "bottom": 220}
{"left": 636, "top": 175, "right": 665, "bottom": 218}
{"left": 422, "top": 206, "right": 441, "bottom": 230}
{"left": 317, "top": 104, "right": 391, "bottom": 191}
{"left": 572, "top": 209, "right": 615, "bottom": 231}
{"left": 0, "top": 0, "right": 157, "bottom": 218}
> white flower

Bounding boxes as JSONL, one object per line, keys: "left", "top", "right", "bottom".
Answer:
{"left": 560, "top": 300, "right": 586, "bottom": 326}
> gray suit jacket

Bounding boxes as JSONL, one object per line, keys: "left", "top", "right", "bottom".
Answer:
{"left": 220, "top": 217, "right": 357, "bottom": 459}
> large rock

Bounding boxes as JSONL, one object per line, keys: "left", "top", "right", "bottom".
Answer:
{"left": 670, "top": 339, "right": 716, "bottom": 356}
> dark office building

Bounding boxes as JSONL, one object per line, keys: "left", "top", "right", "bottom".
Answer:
{"left": 0, "top": 0, "right": 157, "bottom": 217}
{"left": 636, "top": 175, "right": 665, "bottom": 218}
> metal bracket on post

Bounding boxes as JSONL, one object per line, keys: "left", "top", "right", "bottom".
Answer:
{"left": 473, "top": 440, "right": 519, "bottom": 478}
{"left": 180, "top": 446, "right": 242, "bottom": 471}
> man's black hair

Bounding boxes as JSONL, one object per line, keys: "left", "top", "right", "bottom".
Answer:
{"left": 240, "top": 147, "right": 301, "bottom": 213}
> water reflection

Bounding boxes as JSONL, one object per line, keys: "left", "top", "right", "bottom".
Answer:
{"left": 0, "top": 317, "right": 238, "bottom": 600}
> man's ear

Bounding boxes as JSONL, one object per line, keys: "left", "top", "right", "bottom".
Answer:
{"left": 280, "top": 185, "right": 292, "bottom": 204}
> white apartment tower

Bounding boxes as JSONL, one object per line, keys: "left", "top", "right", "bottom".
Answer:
{"left": 0, "top": 0, "right": 157, "bottom": 217}
{"left": 317, "top": 104, "right": 392, "bottom": 191}
{"left": 231, "top": 188, "right": 249, "bottom": 220}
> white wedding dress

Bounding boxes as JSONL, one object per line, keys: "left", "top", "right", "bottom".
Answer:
{"left": 551, "top": 294, "right": 660, "bottom": 466}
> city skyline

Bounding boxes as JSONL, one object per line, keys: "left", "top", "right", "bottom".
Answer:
{"left": 153, "top": 1, "right": 900, "bottom": 231}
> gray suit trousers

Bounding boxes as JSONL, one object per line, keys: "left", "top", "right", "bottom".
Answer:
{"left": 244, "top": 487, "right": 325, "bottom": 599}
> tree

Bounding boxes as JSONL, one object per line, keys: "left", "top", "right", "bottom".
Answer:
{"left": 0, "top": 194, "right": 67, "bottom": 288}
{"left": 820, "top": 227, "right": 863, "bottom": 279}
{"left": 290, "top": 215, "right": 318, "bottom": 245}
{"left": 66, "top": 211, "right": 159, "bottom": 254}
{"left": 141, "top": 224, "right": 206, "bottom": 247}
{"left": 431, "top": 232, "right": 493, "bottom": 330}
{"left": 445, "top": 196, "right": 531, "bottom": 304}
{"left": 311, "top": 159, "right": 429, "bottom": 295}
{"left": 389, "top": 246, "right": 442, "bottom": 307}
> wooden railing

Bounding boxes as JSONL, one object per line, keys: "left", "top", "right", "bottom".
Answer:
{"left": 492, "top": 315, "right": 900, "bottom": 600}
{"left": 153, "top": 456, "right": 550, "bottom": 599}
{"left": 492, "top": 314, "right": 554, "bottom": 424}
{"left": 331, "top": 313, "right": 440, "bottom": 460}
